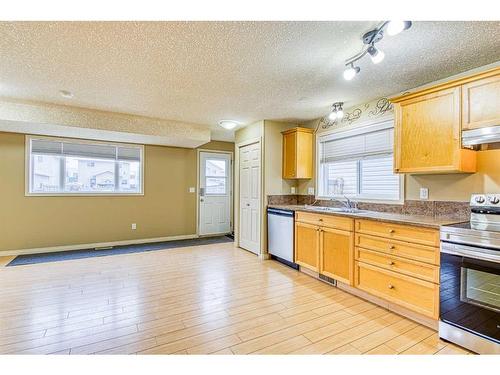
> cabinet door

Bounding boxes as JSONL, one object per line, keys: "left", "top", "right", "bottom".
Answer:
{"left": 395, "top": 87, "right": 473, "bottom": 173}
{"left": 282, "top": 131, "right": 297, "bottom": 179}
{"left": 295, "top": 131, "right": 313, "bottom": 179}
{"left": 462, "top": 74, "right": 500, "bottom": 130}
{"left": 295, "top": 221, "right": 319, "bottom": 271}
{"left": 320, "top": 227, "right": 353, "bottom": 285}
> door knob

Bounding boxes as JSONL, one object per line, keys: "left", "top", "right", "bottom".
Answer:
{"left": 388, "top": 284, "right": 394, "bottom": 289}
{"left": 200, "top": 198, "right": 204, "bottom": 202}
{"left": 246, "top": 203, "right": 250, "bottom": 206}
{"left": 389, "top": 245, "right": 395, "bottom": 250}
{"left": 389, "top": 229, "right": 395, "bottom": 233}
{"left": 388, "top": 261, "right": 395, "bottom": 266}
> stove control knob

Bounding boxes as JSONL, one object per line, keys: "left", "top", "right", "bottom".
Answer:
{"left": 489, "top": 196, "right": 500, "bottom": 205}
{"left": 475, "top": 196, "right": 486, "bottom": 204}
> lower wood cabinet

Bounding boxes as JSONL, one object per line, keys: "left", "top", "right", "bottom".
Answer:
{"left": 293, "top": 212, "right": 441, "bottom": 320}
{"left": 354, "top": 261, "right": 439, "bottom": 319}
{"left": 295, "top": 221, "right": 319, "bottom": 272}
{"left": 320, "top": 227, "right": 354, "bottom": 285}
{"left": 295, "top": 212, "right": 354, "bottom": 284}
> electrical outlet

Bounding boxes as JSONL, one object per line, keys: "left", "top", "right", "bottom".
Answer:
{"left": 290, "top": 187, "right": 296, "bottom": 194}
{"left": 131, "top": 223, "right": 137, "bottom": 230}
{"left": 420, "top": 188, "right": 429, "bottom": 200}
{"left": 308, "top": 187, "right": 315, "bottom": 195}
{"left": 189, "top": 187, "right": 195, "bottom": 193}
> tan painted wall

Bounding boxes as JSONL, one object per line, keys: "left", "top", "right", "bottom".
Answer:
{"left": 0, "top": 132, "right": 233, "bottom": 253}
{"left": 263, "top": 120, "right": 300, "bottom": 196}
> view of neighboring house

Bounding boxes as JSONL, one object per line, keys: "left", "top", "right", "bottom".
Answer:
{"left": 32, "top": 155, "right": 139, "bottom": 193}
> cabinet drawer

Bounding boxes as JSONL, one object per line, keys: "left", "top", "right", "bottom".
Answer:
{"left": 296, "top": 211, "right": 353, "bottom": 231}
{"left": 355, "top": 247, "right": 439, "bottom": 283}
{"left": 355, "top": 219, "right": 439, "bottom": 247}
{"left": 355, "top": 261, "right": 439, "bottom": 319}
{"left": 355, "top": 233, "right": 439, "bottom": 265}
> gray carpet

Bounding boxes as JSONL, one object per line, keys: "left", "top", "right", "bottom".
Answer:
{"left": 7, "top": 235, "right": 234, "bottom": 266}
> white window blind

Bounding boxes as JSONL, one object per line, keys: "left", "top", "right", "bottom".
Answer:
{"left": 28, "top": 137, "right": 143, "bottom": 195}
{"left": 318, "top": 121, "right": 400, "bottom": 201}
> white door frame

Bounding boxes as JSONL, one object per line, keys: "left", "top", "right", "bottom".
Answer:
{"left": 234, "top": 137, "right": 264, "bottom": 255}
{"left": 196, "top": 149, "right": 234, "bottom": 237}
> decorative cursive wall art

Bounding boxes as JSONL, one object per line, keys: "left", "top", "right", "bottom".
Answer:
{"left": 319, "top": 96, "right": 394, "bottom": 132}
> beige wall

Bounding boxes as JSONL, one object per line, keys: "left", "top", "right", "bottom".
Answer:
{"left": 0, "top": 132, "right": 233, "bottom": 253}
{"left": 406, "top": 150, "right": 500, "bottom": 201}
{"left": 263, "top": 120, "right": 300, "bottom": 196}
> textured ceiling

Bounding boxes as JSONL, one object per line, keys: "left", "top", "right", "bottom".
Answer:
{"left": 0, "top": 21, "right": 499, "bottom": 141}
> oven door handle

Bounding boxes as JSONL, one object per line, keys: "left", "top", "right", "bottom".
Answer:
{"left": 441, "top": 242, "right": 500, "bottom": 263}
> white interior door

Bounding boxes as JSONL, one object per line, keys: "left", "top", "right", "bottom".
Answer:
{"left": 199, "top": 152, "right": 232, "bottom": 236}
{"left": 239, "top": 142, "right": 261, "bottom": 254}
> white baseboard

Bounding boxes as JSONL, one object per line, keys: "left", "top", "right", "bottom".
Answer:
{"left": 2, "top": 234, "right": 199, "bottom": 256}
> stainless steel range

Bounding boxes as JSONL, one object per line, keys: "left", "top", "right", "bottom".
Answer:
{"left": 439, "top": 194, "right": 500, "bottom": 354}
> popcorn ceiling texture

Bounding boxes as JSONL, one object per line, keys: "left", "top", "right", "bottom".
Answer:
{"left": 0, "top": 21, "right": 499, "bottom": 136}
{"left": 0, "top": 98, "right": 211, "bottom": 148}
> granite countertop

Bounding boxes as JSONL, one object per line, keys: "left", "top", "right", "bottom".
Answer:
{"left": 268, "top": 204, "right": 467, "bottom": 229}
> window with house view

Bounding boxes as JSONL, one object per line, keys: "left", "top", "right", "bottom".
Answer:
{"left": 317, "top": 121, "right": 401, "bottom": 201}
{"left": 27, "top": 137, "right": 143, "bottom": 195}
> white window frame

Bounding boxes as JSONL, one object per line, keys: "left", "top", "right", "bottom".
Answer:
{"left": 25, "top": 135, "right": 145, "bottom": 197}
{"left": 315, "top": 119, "right": 404, "bottom": 204}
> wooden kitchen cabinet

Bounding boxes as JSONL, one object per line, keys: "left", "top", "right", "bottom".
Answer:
{"left": 392, "top": 87, "right": 476, "bottom": 174}
{"left": 320, "top": 226, "right": 354, "bottom": 285}
{"left": 282, "top": 127, "right": 313, "bottom": 179}
{"left": 295, "top": 211, "right": 354, "bottom": 284}
{"left": 462, "top": 73, "right": 500, "bottom": 130}
{"left": 294, "top": 221, "right": 319, "bottom": 271}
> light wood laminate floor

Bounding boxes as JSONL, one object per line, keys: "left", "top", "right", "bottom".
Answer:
{"left": 0, "top": 243, "right": 472, "bottom": 355}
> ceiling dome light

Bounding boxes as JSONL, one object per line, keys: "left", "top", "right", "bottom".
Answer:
{"left": 218, "top": 120, "right": 239, "bottom": 130}
{"left": 343, "top": 65, "right": 360, "bottom": 81}
{"left": 387, "top": 21, "right": 412, "bottom": 36}
{"left": 367, "top": 45, "right": 385, "bottom": 64}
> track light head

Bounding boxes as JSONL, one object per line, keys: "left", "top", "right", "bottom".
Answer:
{"left": 328, "top": 111, "right": 337, "bottom": 121}
{"left": 387, "top": 21, "right": 412, "bottom": 36}
{"left": 343, "top": 65, "right": 360, "bottom": 81}
{"left": 328, "top": 102, "right": 344, "bottom": 121}
{"left": 367, "top": 45, "right": 385, "bottom": 64}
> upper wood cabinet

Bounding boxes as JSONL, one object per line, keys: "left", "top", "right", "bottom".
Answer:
{"left": 462, "top": 74, "right": 500, "bottom": 130}
{"left": 393, "top": 87, "right": 476, "bottom": 173}
{"left": 389, "top": 70, "right": 500, "bottom": 174}
{"left": 282, "top": 127, "right": 313, "bottom": 179}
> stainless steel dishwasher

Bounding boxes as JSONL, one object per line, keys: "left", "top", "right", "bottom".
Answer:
{"left": 267, "top": 208, "right": 298, "bottom": 269}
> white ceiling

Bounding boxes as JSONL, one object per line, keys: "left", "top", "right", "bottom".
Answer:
{"left": 0, "top": 21, "right": 499, "bottom": 141}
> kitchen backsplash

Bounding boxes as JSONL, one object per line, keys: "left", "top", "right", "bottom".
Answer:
{"left": 267, "top": 195, "right": 470, "bottom": 219}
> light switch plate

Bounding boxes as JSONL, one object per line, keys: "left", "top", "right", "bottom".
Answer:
{"left": 420, "top": 188, "right": 429, "bottom": 200}
{"left": 131, "top": 223, "right": 137, "bottom": 230}
{"left": 307, "top": 187, "right": 315, "bottom": 195}
{"left": 290, "top": 187, "right": 297, "bottom": 194}
{"left": 189, "top": 187, "right": 196, "bottom": 193}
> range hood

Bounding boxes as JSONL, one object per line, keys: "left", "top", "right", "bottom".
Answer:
{"left": 462, "top": 126, "right": 500, "bottom": 146}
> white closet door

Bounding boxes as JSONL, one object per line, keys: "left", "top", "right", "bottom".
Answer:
{"left": 239, "top": 142, "right": 261, "bottom": 254}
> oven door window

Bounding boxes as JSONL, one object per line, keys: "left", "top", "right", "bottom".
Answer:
{"left": 461, "top": 267, "right": 500, "bottom": 313}
{"left": 440, "top": 253, "right": 500, "bottom": 342}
